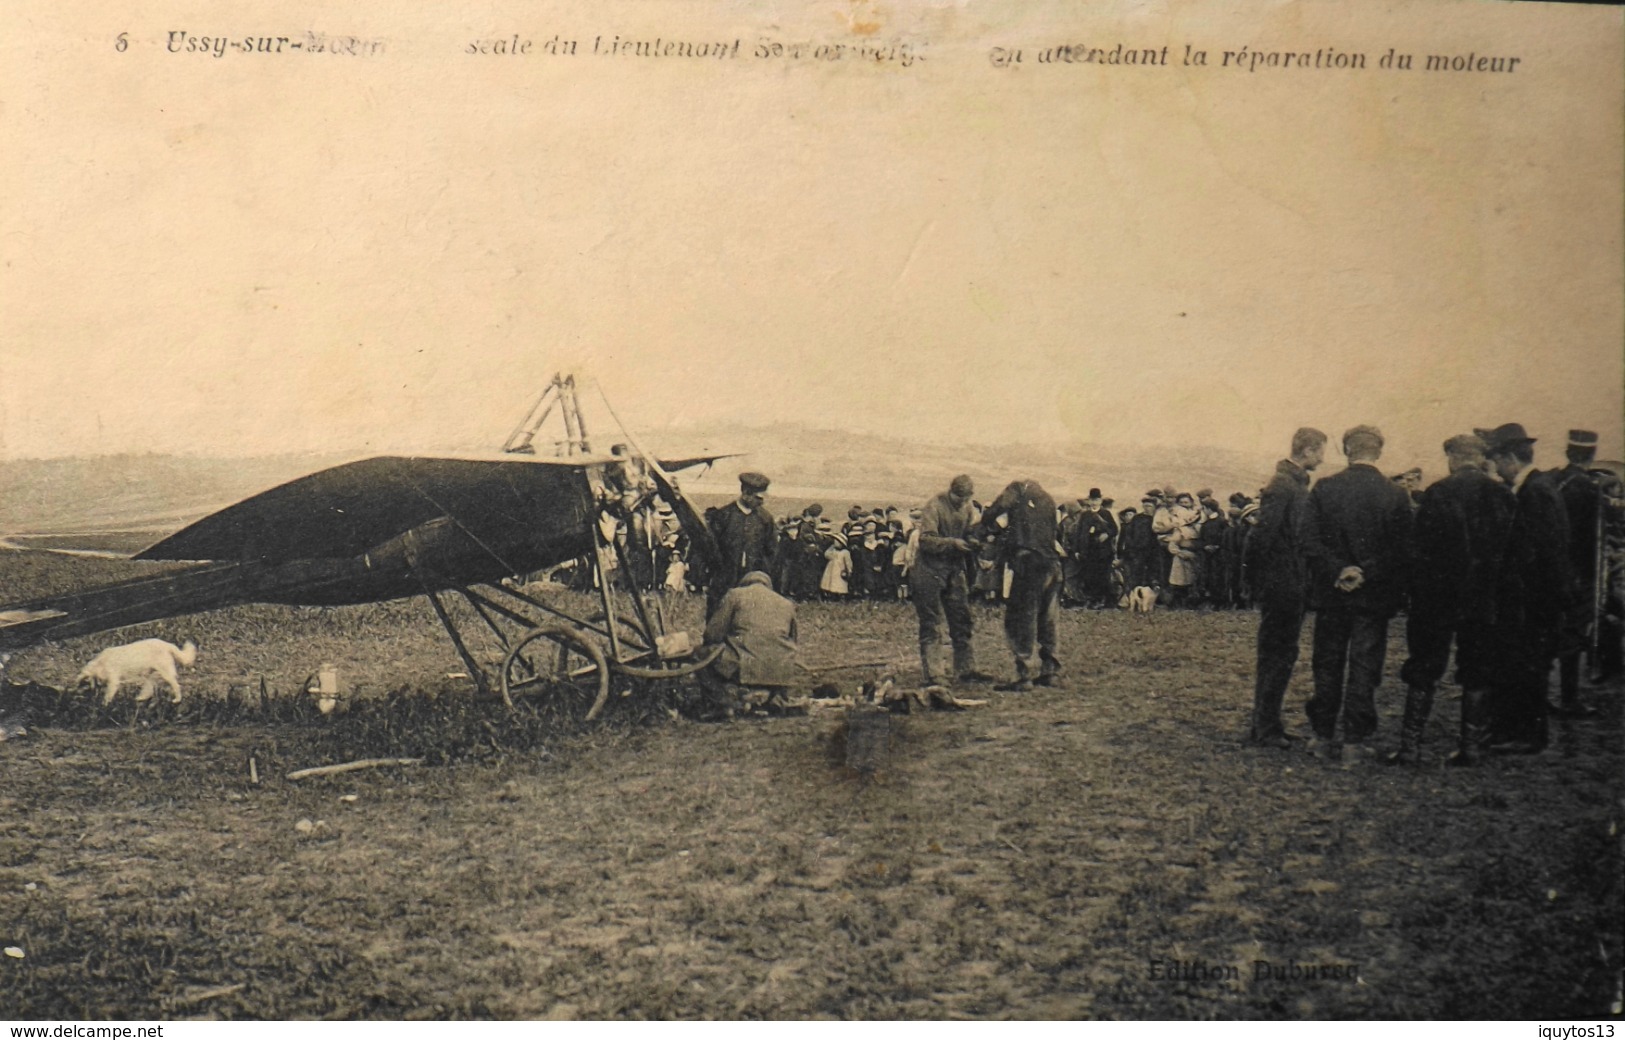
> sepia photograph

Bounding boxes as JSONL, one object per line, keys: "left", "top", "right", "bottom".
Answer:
{"left": 1, "top": 0, "right": 1621, "bottom": 1022}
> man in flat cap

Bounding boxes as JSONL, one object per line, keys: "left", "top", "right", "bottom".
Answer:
{"left": 911, "top": 475, "right": 994, "bottom": 688}
{"left": 1300, "top": 425, "right": 1414, "bottom": 758}
{"left": 1552, "top": 429, "right": 1606, "bottom": 714}
{"left": 1477, "top": 423, "right": 1575, "bottom": 754}
{"left": 979, "top": 478, "right": 1063, "bottom": 690}
{"left": 704, "top": 471, "right": 779, "bottom": 619}
{"left": 1391, "top": 434, "right": 1515, "bottom": 765}
{"left": 1243, "top": 427, "right": 1326, "bottom": 748}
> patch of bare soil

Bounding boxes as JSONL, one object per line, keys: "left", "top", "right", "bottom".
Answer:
{"left": 1, "top": 576, "right": 1620, "bottom": 1019}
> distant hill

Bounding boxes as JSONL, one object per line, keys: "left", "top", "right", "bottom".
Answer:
{"left": 0, "top": 429, "right": 1276, "bottom": 542}
{"left": 661, "top": 421, "right": 1277, "bottom": 511}
{"left": 0, "top": 453, "right": 357, "bottom": 536}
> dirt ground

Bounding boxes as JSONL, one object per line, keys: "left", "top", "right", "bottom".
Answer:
{"left": 1, "top": 553, "right": 1621, "bottom": 1020}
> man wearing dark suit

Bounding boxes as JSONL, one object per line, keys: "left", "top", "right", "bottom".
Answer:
{"left": 1097, "top": 498, "right": 1122, "bottom": 603}
{"left": 1075, "top": 490, "right": 1116, "bottom": 608}
{"left": 1479, "top": 423, "right": 1575, "bottom": 754}
{"left": 704, "top": 471, "right": 779, "bottom": 619}
{"left": 1553, "top": 429, "right": 1605, "bottom": 715}
{"left": 1242, "top": 427, "right": 1326, "bottom": 748}
{"left": 1198, "top": 499, "right": 1230, "bottom": 607}
{"left": 1301, "top": 425, "right": 1414, "bottom": 757}
{"left": 1123, "top": 493, "right": 1163, "bottom": 592}
{"left": 1391, "top": 434, "right": 1515, "bottom": 765}
{"left": 1224, "top": 496, "right": 1253, "bottom": 609}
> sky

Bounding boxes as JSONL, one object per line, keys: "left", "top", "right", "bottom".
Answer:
{"left": 2, "top": 0, "right": 1621, "bottom": 475}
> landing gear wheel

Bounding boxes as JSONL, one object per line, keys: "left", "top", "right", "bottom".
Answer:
{"left": 586, "top": 610, "right": 651, "bottom": 658}
{"left": 500, "top": 625, "right": 611, "bottom": 724}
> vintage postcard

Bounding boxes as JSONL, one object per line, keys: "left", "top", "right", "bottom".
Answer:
{"left": 1, "top": 0, "right": 1620, "bottom": 1023}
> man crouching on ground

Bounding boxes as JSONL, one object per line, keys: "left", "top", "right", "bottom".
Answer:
{"left": 701, "top": 571, "right": 800, "bottom": 714}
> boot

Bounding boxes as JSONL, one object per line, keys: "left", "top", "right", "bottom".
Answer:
{"left": 1552, "top": 654, "right": 1597, "bottom": 716}
{"left": 1386, "top": 685, "right": 1433, "bottom": 764}
{"left": 952, "top": 646, "right": 995, "bottom": 685}
{"left": 1448, "top": 687, "right": 1487, "bottom": 767}
{"left": 919, "top": 645, "right": 944, "bottom": 689}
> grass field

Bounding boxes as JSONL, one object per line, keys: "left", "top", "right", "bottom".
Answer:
{"left": 1, "top": 549, "right": 1621, "bottom": 1020}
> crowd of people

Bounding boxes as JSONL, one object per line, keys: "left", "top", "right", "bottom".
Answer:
{"left": 14, "top": 394, "right": 1615, "bottom": 767}
{"left": 615, "top": 479, "right": 1281, "bottom": 613}
{"left": 1238, "top": 423, "right": 1620, "bottom": 765}
{"left": 577, "top": 423, "right": 1623, "bottom": 759}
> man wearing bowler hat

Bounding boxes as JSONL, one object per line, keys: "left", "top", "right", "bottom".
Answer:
{"left": 1476, "top": 422, "right": 1575, "bottom": 755}
{"left": 705, "top": 471, "right": 779, "bottom": 619}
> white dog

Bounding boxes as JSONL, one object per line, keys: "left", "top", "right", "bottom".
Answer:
{"left": 1127, "top": 586, "right": 1158, "bottom": 614}
{"left": 78, "top": 639, "right": 198, "bottom": 705}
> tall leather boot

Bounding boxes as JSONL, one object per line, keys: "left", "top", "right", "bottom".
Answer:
{"left": 1448, "top": 687, "right": 1487, "bottom": 767}
{"left": 1387, "top": 685, "right": 1434, "bottom": 764}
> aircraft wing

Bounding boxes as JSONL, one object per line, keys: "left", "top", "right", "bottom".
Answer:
{"left": 656, "top": 453, "right": 739, "bottom": 474}
{"left": 136, "top": 455, "right": 595, "bottom": 565}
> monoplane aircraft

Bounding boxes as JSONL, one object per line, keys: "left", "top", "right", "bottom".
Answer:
{"left": 0, "top": 375, "right": 730, "bottom": 718}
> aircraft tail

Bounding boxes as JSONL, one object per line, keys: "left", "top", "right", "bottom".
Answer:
{"left": 0, "top": 563, "right": 248, "bottom": 652}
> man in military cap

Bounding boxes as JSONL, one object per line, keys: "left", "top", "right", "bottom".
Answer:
{"left": 1391, "top": 434, "right": 1515, "bottom": 765}
{"left": 704, "top": 471, "right": 779, "bottom": 619}
{"left": 1301, "top": 425, "right": 1414, "bottom": 758}
{"left": 1477, "top": 423, "right": 1574, "bottom": 754}
{"left": 1553, "top": 429, "right": 1605, "bottom": 714}
{"left": 911, "top": 475, "right": 994, "bottom": 687}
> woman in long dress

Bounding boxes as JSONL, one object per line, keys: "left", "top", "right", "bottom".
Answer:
{"left": 1162, "top": 494, "right": 1203, "bottom": 607}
